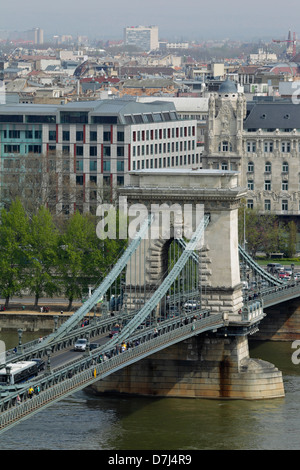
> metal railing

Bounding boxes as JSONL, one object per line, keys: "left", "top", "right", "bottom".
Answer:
{"left": 0, "top": 310, "right": 226, "bottom": 434}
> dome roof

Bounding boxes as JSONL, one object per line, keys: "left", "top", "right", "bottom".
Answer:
{"left": 219, "top": 79, "right": 237, "bottom": 93}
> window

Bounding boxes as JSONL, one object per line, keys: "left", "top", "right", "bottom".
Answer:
{"left": 282, "top": 161, "right": 289, "bottom": 173}
{"left": 63, "top": 131, "right": 70, "bottom": 141}
{"left": 25, "top": 130, "right": 33, "bottom": 139}
{"left": 75, "top": 146, "right": 83, "bottom": 156}
{"left": 90, "top": 160, "right": 97, "bottom": 172}
{"left": 76, "top": 131, "right": 83, "bottom": 142}
{"left": 49, "top": 130, "right": 56, "bottom": 141}
{"left": 90, "top": 146, "right": 97, "bottom": 156}
{"left": 247, "top": 199, "right": 254, "bottom": 209}
{"left": 76, "top": 175, "right": 83, "bottom": 185}
{"left": 264, "top": 141, "right": 273, "bottom": 152}
{"left": 265, "top": 180, "right": 271, "bottom": 191}
{"left": 264, "top": 199, "right": 271, "bottom": 211}
{"left": 28, "top": 145, "right": 41, "bottom": 154}
{"left": 247, "top": 161, "right": 254, "bottom": 172}
{"left": 90, "top": 131, "right": 97, "bottom": 141}
{"left": 281, "top": 141, "right": 291, "bottom": 153}
{"left": 103, "top": 146, "right": 111, "bottom": 157}
{"left": 282, "top": 200, "right": 288, "bottom": 211}
{"left": 282, "top": 180, "right": 288, "bottom": 191}
{"left": 247, "top": 180, "right": 254, "bottom": 190}
{"left": 9, "top": 130, "right": 20, "bottom": 139}
{"left": 117, "top": 131, "right": 124, "bottom": 142}
{"left": 219, "top": 141, "right": 232, "bottom": 152}
{"left": 61, "top": 112, "right": 88, "bottom": 124}
{"left": 26, "top": 115, "right": 56, "bottom": 123}
{"left": 247, "top": 141, "right": 256, "bottom": 152}
{"left": 265, "top": 161, "right": 271, "bottom": 173}
{"left": 103, "top": 161, "right": 110, "bottom": 172}
{"left": 221, "top": 161, "right": 228, "bottom": 170}
{"left": 117, "top": 161, "right": 124, "bottom": 171}
{"left": 4, "top": 144, "right": 20, "bottom": 153}
{"left": 76, "top": 160, "right": 83, "bottom": 171}
{"left": 117, "top": 146, "right": 124, "bottom": 157}
{"left": 103, "top": 131, "right": 111, "bottom": 142}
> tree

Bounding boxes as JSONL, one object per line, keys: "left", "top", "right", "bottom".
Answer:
{"left": 25, "top": 206, "right": 60, "bottom": 307}
{"left": 238, "top": 206, "right": 281, "bottom": 256}
{"left": 0, "top": 199, "right": 30, "bottom": 307}
{"left": 57, "top": 212, "right": 102, "bottom": 310}
{"left": 286, "top": 220, "right": 297, "bottom": 258}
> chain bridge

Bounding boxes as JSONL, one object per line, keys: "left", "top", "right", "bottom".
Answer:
{"left": 0, "top": 169, "right": 298, "bottom": 435}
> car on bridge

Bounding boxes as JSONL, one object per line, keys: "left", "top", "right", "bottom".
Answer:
{"left": 109, "top": 324, "right": 121, "bottom": 338}
{"left": 74, "top": 338, "right": 88, "bottom": 351}
{"left": 183, "top": 299, "right": 201, "bottom": 312}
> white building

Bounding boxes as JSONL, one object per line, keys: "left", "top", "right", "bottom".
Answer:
{"left": 124, "top": 25, "right": 159, "bottom": 51}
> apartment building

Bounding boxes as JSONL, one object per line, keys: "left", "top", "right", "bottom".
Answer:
{"left": 203, "top": 78, "right": 300, "bottom": 218}
{"left": 0, "top": 99, "right": 198, "bottom": 214}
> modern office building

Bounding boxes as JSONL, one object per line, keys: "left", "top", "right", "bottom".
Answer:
{"left": 0, "top": 99, "right": 198, "bottom": 215}
{"left": 124, "top": 25, "right": 159, "bottom": 51}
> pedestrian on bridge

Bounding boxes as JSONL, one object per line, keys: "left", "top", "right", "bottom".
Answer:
{"left": 28, "top": 386, "right": 34, "bottom": 399}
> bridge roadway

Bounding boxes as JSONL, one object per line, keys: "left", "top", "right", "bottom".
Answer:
{"left": 0, "top": 308, "right": 230, "bottom": 434}
{"left": 1, "top": 277, "right": 300, "bottom": 434}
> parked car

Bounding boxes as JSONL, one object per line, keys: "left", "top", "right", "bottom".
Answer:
{"left": 74, "top": 338, "right": 88, "bottom": 351}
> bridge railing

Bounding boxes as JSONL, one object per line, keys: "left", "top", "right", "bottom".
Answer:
{"left": 0, "top": 310, "right": 226, "bottom": 433}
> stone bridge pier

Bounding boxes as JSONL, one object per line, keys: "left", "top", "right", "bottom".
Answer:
{"left": 90, "top": 170, "right": 284, "bottom": 400}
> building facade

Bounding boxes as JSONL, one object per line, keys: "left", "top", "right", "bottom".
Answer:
{"left": 124, "top": 25, "right": 159, "bottom": 51}
{"left": 0, "top": 99, "right": 198, "bottom": 214}
{"left": 203, "top": 79, "right": 300, "bottom": 217}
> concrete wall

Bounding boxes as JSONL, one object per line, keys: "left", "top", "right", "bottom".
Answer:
{"left": 0, "top": 313, "right": 69, "bottom": 332}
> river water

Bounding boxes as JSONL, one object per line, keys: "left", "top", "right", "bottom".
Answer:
{"left": 0, "top": 330, "right": 300, "bottom": 451}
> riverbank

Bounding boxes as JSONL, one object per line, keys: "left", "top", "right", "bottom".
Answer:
{"left": 0, "top": 298, "right": 89, "bottom": 331}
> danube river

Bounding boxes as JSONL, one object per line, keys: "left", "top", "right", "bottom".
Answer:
{"left": 0, "top": 330, "right": 300, "bottom": 450}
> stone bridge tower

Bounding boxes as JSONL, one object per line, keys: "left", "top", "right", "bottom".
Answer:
{"left": 203, "top": 79, "right": 247, "bottom": 184}
{"left": 90, "top": 169, "right": 284, "bottom": 400}
{"left": 120, "top": 168, "right": 246, "bottom": 317}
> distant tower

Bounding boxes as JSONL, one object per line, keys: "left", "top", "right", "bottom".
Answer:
{"left": 203, "top": 78, "right": 246, "bottom": 181}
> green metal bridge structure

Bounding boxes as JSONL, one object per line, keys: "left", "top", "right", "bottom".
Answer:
{"left": 1, "top": 168, "right": 300, "bottom": 435}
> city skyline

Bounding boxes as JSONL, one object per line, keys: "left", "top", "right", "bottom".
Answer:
{"left": 0, "top": 0, "right": 300, "bottom": 42}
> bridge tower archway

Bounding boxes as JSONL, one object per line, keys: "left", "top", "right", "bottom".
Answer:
{"left": 122, "top": 169, "right": 246, "bottom": 318}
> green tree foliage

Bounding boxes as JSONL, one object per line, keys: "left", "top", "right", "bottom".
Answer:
{"left": 0, "top": 199, "right": 30, "bottom": 307}
{"left": 57, "top": 211, "right": 127, "bottom": 310}
{"left": 26, "top": 206, "right": 60, "bottom": 306}
{"left": 0, "top": 200, "right": 128, "bottom": 309}
{"left": 238, "top": 205, "right": 285, "bottom": 257}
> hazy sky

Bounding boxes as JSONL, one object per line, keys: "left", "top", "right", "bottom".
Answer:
{"left": 1, "top": 0, "right": 300, "bottom": 41}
